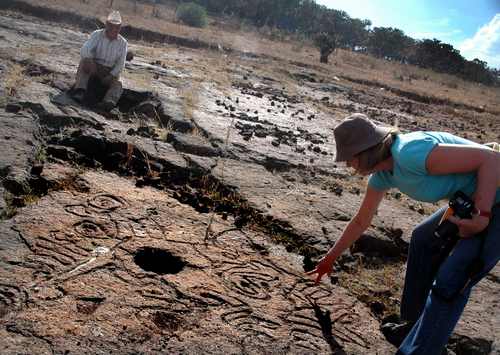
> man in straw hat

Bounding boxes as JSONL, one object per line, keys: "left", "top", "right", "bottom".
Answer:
{"left": 307, "top": 113, "right": 500, "bottom": 354}
{"left": 72, "top": 10, "right": 127, "bottom": 111}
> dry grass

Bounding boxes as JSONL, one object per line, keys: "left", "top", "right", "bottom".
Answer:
{"left": 337, "top": 259, "right": 404, "bottom": 319}
{"left": 204, "top": 56, "right": 232, "bottom": 94}
{"left": 123, "top": 70, "right": 153, "bottom": 90}
{"left": 336, "top": 50, "right": 500, "bottom": 112}
{"left": 4, "top": 63, "right": 27, "bottom": 96}
{"left": 189, "top": 125, "right": 205, "bottom": 138}
{"left": 22, "top": 44, "right": 50, "bottom": 60}
{"left": 157, "top": 119, "right": 175, "bottom": 141}
{"left": 179, "top": 82, "right": 200, "bottom": 121}
{"left": 34, "top": 146, "right": 47, "bottom": 163}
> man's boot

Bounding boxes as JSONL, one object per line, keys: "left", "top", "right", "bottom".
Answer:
{"left": 97, "top": 100, "right": 115, "bottom": 112}
{"left": 71, "top": 88, "right": 86, "bottom": 103}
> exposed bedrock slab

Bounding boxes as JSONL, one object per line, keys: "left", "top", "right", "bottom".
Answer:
{"left": 0, "top": 10, "right": 498, "bottom": 354}
{"left": 1, "top": 170, "right": 393, "bottom": 354}
{"left": 0, "top": 111, "right": 41, "bottom": 195}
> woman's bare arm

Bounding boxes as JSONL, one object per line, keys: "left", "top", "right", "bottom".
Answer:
{"left": 307, "top": 186, "right": 386, "bottom": 284}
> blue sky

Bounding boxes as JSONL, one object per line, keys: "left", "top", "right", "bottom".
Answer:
{"left": 316, "top": 0, "right": 500, "bottom": 69}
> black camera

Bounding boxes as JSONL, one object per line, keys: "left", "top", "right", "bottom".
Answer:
{"left": 434, "top": 191, "right": 474, "bottom": 240}
{"left": 431, "top": 191, "right": 486, "bottom": 300}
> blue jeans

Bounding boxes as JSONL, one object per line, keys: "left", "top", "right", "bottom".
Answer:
{"left": 397, "top": 204, "right": 500, "bottom": 355}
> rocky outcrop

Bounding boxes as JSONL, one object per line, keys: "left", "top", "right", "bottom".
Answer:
{"left": 0, "top": 9, "right": 498, "bottom": 355}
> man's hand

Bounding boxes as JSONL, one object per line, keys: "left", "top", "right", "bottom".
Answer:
{"left": 82, "top": 59, "right": 97, "bottom": 75}
{"left": 306, "top": 256, "right": 334, "bottom": 285}
{"left": 448, "top": 214, "right": 489, "bottom": 238}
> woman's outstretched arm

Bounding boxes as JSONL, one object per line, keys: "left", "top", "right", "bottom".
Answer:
{"left": 306, "top": 186, "right": 386, "bottom": 284}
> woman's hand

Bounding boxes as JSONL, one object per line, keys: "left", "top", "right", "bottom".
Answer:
{"left": 305, "top": 186, "right": 385, "bottom": 286}
{"left": 447, "top": 214, "right": 489, "bottom": 238}
{"left": 306, "top": 255, "right": 334, "bottom": 285}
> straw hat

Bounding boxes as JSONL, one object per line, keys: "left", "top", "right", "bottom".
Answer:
{"left": 106, "top": 10, "right": 122, "bottom": 25}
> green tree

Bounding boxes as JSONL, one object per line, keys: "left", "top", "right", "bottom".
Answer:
{"left": 342, "top": 18, "right": 371, "bottom": 50}
{"left": 410, "top": 39, "right": 464, "bottom": 73}
{"left": 176, "top": 2, "right": 208, "bottom": 28}
{"left": 314, "top": 32, "right": 337, "bottom": 63}
{"left": 462, "top": 58, "right": 495, "bottom": 85}
{"left": 367, "top": 27, "right": 408, "bottom": 61}
{"left": 171, "top": 0, "right": 498, "bottom": 86}
{"left": 312, "top": 8, "right": 351, "bottom": 63}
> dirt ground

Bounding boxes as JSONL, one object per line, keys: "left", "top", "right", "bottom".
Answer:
{"left": 0, "top": 2, "right": 498, "bottom": 354}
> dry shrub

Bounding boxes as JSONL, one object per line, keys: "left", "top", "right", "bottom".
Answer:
{"left": 157, "top": 119, "right": 175, "bottom": 141}
{"left": 189, "top": 125, "right": 204, "bottom": 137}
{"left": 179, "top": 83, "right": 200, "bottom": 120}
{"left": 4, "top": 63, "right": 27, "bottom": 96}
{"left": 175, "top": 2, "right": 207, "bottom": 28}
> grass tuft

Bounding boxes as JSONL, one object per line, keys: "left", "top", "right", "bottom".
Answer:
{"left": 4, "top": 63, "right": 27, "bottom": 97}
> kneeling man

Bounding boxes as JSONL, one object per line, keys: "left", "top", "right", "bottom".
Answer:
{"left": 72, "top": 11, "right": 127, "bottom": 111}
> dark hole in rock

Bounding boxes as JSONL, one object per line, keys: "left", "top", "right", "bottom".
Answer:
{"left": 351, "top": 234, "right": 403, "bottom": 259}
{"left": 117, "top": 89, "right": 157, "bottom": 113}
{"left": 134, "top": 247, "right": 185, "bottom": 275}
{"left": 83, "top": 77, "right": 158, "bottom": 113}
{"left": 152, "top": 311, "right": 182, "bottom": 331}
{"left": 84, "top": 76, "right": 108, "bottom": 107}
{"left": 76, "top": 297, "right": 104, "bottom": 315}
{"left": 240, "top": 280, "right": 250, "bottom": 288}
{"left": 76, "top": 301, "right": 99, "bottom": 314}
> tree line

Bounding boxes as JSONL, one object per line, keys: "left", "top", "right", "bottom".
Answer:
{"left": 167, "top": 0, "right": 498, "bottom": 86}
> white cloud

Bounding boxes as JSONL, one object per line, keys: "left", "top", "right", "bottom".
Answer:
{"left": 458, "top": 14, "right": 500, "bottom": 69}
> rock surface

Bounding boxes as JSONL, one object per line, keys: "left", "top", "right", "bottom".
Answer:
{"left": 0, "top": 6, "right": 498, "bottom": 354}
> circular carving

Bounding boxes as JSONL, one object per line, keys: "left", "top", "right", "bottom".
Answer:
{"left": 65, "top": 204, "right": 91, "bottom": 217}
{"left": 221, "top": 262, "right": 280, "bottom": 300}
{"left": 74, "top": 220, "right": 114, "bottom": 239}
{"left": 88, "top": 194, "right": 124, "bottom": 211}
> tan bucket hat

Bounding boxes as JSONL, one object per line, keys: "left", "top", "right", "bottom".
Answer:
{"left": 334, "top": 113, "right": 393, "bottom": 162}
